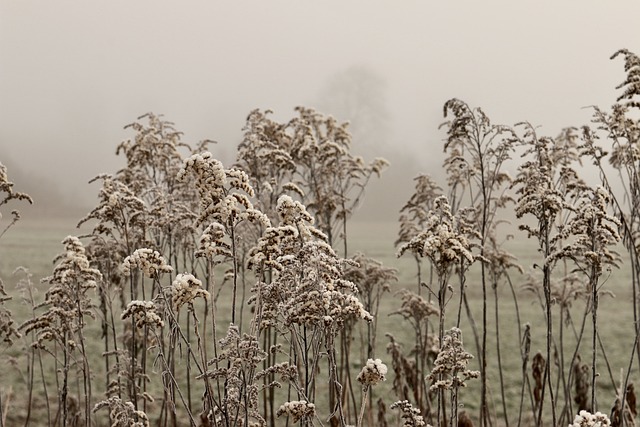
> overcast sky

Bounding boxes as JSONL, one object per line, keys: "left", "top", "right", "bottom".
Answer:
{"left": 1, "top": 1, "right": 639, "bottom": 210}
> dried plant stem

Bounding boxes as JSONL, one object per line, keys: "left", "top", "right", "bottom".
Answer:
{"left": 357, "top": 386, "right": 370, "bottom": 427}
{"left": 451, "top": 384, "right": 459, "bottom": 427}
{"left": 24, "top": 347, "right": 34, "bottom": 427}
{"left": 108, "top": 300, "right": 122, "bottom": 399}
{"left": 231, "top": 227, "right": 238, "bottom": 325}
{"left": 154, "top": 338, "right": 197, "bottom": 427}
{"left": 207, "top": 271, "right": 225, "bottom": 426}
{"left": 191, "top": 307, "right": 215, "bottom": 414}
{"left": 341, "top": 328, "right": 358, "bottom": 424}
{"left": 480, "top": 262, "right": 489, "bottom": 427}
{"left": 518, "top": 324, "right": 531, "bottom": 427}
{"left": 456, "top": 265, "right": 465, "bottom": 328}
{"left": 327, "top": 333, "right": 346, "bottom": 426}
{"left": 621, "top": 332, "right": 639, "bottom": 427}
{"left": 62, "top": 331, "right": 69, "bottom": 427}
{"left": 74, "top": 281, "right": 92, "bottom": 426}
{"left": 542, "top": 267, "right": 557, "bottom": 427}
{"left": 437, "top": 274, "right": 448, "bottom": 426}
{"left": 596, "top": 331, "right": 616, "bottom": 392}
{"left": 558, "top": 304, "right": 570, "bottom": 425}
{"left": 22, "top": 278, "right": 39, "bottom": 427}
{"left": 493, "top": 283, "right": 509, "bottom": 427}
{"left": 591, "top": 274, "right": 599, "bottom": 410}
{"left": 564, "top": 295, "right": 591, "bottom": 420}
{"left": 187, "top": 315, "right": 193, "bottom": 413}
{"left": 127, "top": 273, "right": 139, "bottom": 410}
{"left": 463, "top": 294, "right": 482, "bottom": 379}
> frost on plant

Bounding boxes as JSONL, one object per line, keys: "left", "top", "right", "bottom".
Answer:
{"left": 0, "top": 281, "right": 20, "bottom": 346}
{"left": 93, "top": 396, "right": 150, "bottom": 427}
{"left": 276, "top": 400, "right": 316, "bottom": 423}
{"left": 390, "top": 400, "right": 429, "bottom": 427}
{"left": 121, "top": 300, "right": 164, "bottom": 329}
{"left": 198, "top": 324, "right": 274, "bottom": 426}
{"left": 249, "top": 194, "right": 372, "bottom": 329}
{"left": 0, "top": 162, "right": 31, "bottom": 346}
{"left": 122, "top": 248, "right": 174, "bottom": 278}
{"left": 357, "top": 358, "right": 388, "bottom": 387}
{"left": 569, "top": 410, "right": 611, "bottom": 427}
{"left": 21, "top": 236, "right": 102, "bottom": 347}
{"left": 0, "top": 161, "right": 33, "bottom": 220}
{"left": 397, "top": 195, "right": 475, "bottom": 274}
{"left": 427, "top": 327, "right": 479, "bottom": 391}
{"left": 168, "top": 273, "right": 210, "bottom": 310}
{"left": 548, "top": 187, "right": 621, "bottom": 271}
{"left": 178, "top": 151, "right": 269, "bottom": 230}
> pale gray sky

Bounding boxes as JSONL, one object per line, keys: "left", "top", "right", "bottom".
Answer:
{"left": 1, "top": 1, "right": 639, "bottom": 212}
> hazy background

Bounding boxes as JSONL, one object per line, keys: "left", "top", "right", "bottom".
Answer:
{"left": 1, "top": 1, "right": 639, "bottom": 220}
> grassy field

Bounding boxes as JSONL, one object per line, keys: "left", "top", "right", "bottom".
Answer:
{"left": 1, "top": 217, "right": 638, "bottom": 426}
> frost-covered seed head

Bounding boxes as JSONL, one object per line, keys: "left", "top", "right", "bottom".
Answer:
{"left": 170, "top": 273, "right": 210, "bottom": 310}
{"left": 122, "top": 248, "right": 173, "bottom": 278}
{"left": 357, "top": 358, "right": 388, "bottom": 386}
{"left": 276, "top": 400, "right": 316, "bottom": 423}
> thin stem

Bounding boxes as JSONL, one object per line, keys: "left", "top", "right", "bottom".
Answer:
{"left": 494, "top": 282, "right": 509, "bottom": 427}
{"left": 357, "top": 386, "right": 369, "bottom": 427}
{"left": 591, "top": 276, "right": 599, "bottom": 410}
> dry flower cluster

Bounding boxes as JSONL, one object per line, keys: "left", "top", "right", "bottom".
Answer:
{"left": 0, "top": 49, "right": 640, "bottom": 427}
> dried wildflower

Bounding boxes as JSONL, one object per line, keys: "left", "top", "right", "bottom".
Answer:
{"left": 280, "top": 240, "right": 372, "bottom": 327}
{"left": 248, "top": 195, "right": 320, "bottom": 271}
{"left": 397, "top": 195, "right": 475, "bottom": 274}
{"left": 17, "top": 236, "right": 102, "bottom": 426}
{"left": 276, "top": 400, "right": 316, "bottom": 423}
{"left": 276, "top": 195, "right": 322, "bottom": 240}
{"left": 357, "top": 358, "right": 388, "bottom": 386}
{"left": 573, "top": 356, "right": 590, "bottom": 412}
{"left": 386, "top": 333, "right": 433, "bottom": 407}
{"left": 515, "top": 164, "right": 569, "bottom": 237}
{"left": 532, "top": 352, "right": 545, "bottom": 409}
{"left": 396, "top": 174, "right": 442, "bottom": 249}
{"left": 178, "top": 152, "right": 270, "bottom": 230}
{"left": 523, "top": 272, "right": 588, "bottom": 310}
{"left": 122, "top": 248, "right": 173, "bottom": 278}
{"left": 21, "top": 236, "right": 102, "bottom": 345}
{"left": 343, "top": 252, "right": 395, "bottom": 355}
{"left": 441, "top": 99, "right": 516, "bottom": 212}
{"left": 117, "top": 112, "right": 190, "bottom": 192}
{"left": 427, "top": 327, "right": 479, "bottom": 391}
{"left": 121, "top": 300, "right": 164, "bottom": 329}
{"left": 93, "top": 396, "right": 150, "bottom": 426}
{"left": 548, "top": 187, "right": 621, "bottom": 272}
{"left": 169, "top": 273, "right": 210, "bottom": 310}
{"left": 389, "top": 400, "right": 429, "bottom": 427}
{"left": 426, "top": 327, "right": 479, "bottom": 427}
{"left": 0, "top": 276, "right": 20, "bottom": 345}
{"left": 611, "top": 381, "right": 637, "bottom": 427}
{"left": 0, "top": 161, "right": 33, "bottom": 209}
{"left": 611, "top": 49, "right": 640, "bottom": 107}
{"left": 200, "top": 324, "right": 270, "bottom": 425}
{"left": 103, "top": 348, "right": 149, "bottom": 401}
{"left": 513, "top": 124, "right": 584, "bottom": 244}
{"left": 247, "top": 224, "right": 299, "bottom": 273}
{"left": 285, "top": 106, "right": 388, "bottom": 245}
{"left": 569, "top": 410, "right": 611, "bottom": 427}
{"left": 390, "top": 289, "right": 439, "bottom": 321}
{"left": 195, "top": 221, "right": 232, "bottom": 260}
{"left": 78, "top": 175, "right": 148, "bottom": 237}
{"left": 236, "top": 109, "right": 296, "bottom": 208}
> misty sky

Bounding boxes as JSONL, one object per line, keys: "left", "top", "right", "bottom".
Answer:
{"left": 1, "top": 1, "right": 639, "bottom": 211}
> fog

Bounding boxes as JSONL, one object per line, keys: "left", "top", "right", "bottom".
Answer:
{"left": 1, "top": 1, "right": 639, "bottom": 219}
